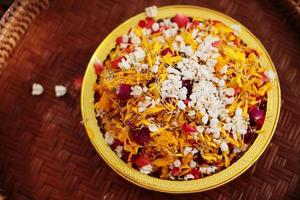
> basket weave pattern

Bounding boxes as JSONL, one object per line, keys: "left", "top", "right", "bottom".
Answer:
{"left": 0, "top": 0, "right": 49, "bottom": 73}
{"left": 0, "top": 0, "right": 299, "bottom": 199}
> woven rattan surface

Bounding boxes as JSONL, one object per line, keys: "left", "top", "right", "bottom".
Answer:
{"left": 0, "top": 0, "right": 300, "bottom": 199}
{"left": 0, "top": 0, "right": 49, "bottom": 73}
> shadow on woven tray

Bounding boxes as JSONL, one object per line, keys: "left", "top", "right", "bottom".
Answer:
{"left": 274, "top": 0, "right": 300, "bottom": 33}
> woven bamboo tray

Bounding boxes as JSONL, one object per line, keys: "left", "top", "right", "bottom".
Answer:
{"left": 0, "top": 0, "right": 299, "bottom": 199}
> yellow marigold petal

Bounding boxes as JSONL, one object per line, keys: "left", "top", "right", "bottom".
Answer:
{"left": 161, "top": 167, "right": 169, "bottom": 179}
{"left": 161, "top": 53, "right": 182, "bottom": 66}
{"left": 147, "top": 53, "right": 153, "bottom": 67}
{"left": 224, "top": 47, "right": 246, "bottom": 63}
{"left": 204, "top": 133, "right": 212, "bottom": 142}
{"left": 198, "top": 133, "right": 206, "bottom": 142}
{"left": 224, "top": 154, "right": 230, "bottom": 167}
{"left": 153, "top": 41, "right": 162, "bottom": 53}
{"left": 214, "top": 56, "right": 226, "bottom": 72}
{"left": 178, "top": 112, "right": 185, "bottom": 126}
{"left": 145, "top": 107, "right": 164, "bottom": 115}
{"left": 164, "top": 102, "right": 176, "bottom": 112}
{"left": 94, "top": 91, "right": 110, "bottom": 112}
{"left": 243, "top": 102, "right": 248, "bottom": 118}
{"left": 259, "top": 82, "right": 272, "bottom": 96}
{"left": 202, "top": 153, "right": 222, "bottom": 162}
{"left": 180, "top": 31, "right": 197, "bottom": 49}
{"left": 236, "top": 51, "right": 246, "bottom": 63}
{"left": 152, "top": 158, "right": 170, "bottom": 167}
{"left": 207, "top": 141, "right": 218, "bottom": 148}
{"left": 225, "top": 135, "right": 240, "bottom": 147}
{"left": 215, "top": 23, "right": 233, "bottom": 34}
{"left": 179, "top": 168, "right": 192, "bottom": 176}
{"left": 248, "top": 52, "right": 258, "bottom": 63}
{"left": 135, "top": 119, "right": 151, "bottom": 126}
{"left": 255, "top": 129, "right": 264, "bottom": 134}
{"left": 229, "top": 34, "right": 235, "bottom": 41}
{"left": 134, "top": 27, "right": 142, "bottom": 37}
{"left": 236, "top": 74, "right": 242, "bottom": 87}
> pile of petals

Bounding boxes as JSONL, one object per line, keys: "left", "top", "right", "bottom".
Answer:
{"left": 93, "top": 6, "right": 275, "bottom": 180}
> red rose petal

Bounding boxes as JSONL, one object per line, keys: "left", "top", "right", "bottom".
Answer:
{"left": 183, "top": 99, "right": 190, "bottom": 105}
{"left": 111, "top": 139, "right": 123, "bottom": 150}
{"left": 145, "top": 17, "right": 155, "bottom": 29}
{"left": 172, "top": 14, "right": 190, "bottom": 28}
{"left": 131, "top": 127, "right": 151, "bottom": 145}
{"left": 73, "top": 77, "right": 83, "bottom": 90}
{"left": 187, "top": 139, "right": 197, "bottom": 145}
{"left": 172, "top": 167, "right": 181, "bottom": 176}
{"left": 234, "top": 36, "right": 239, "bottom": 46}
{"left": 212, "top": 40, "right": 222, "bottom": 47}
{"left": 116, "top": 84, "right": 132, "bottom": 100}
{"left": 182, "top": 123, "right": 197, "bottom": 134}
{"left": 191, "top": 169, "right": 200, "bottom": 179}
{"left": 116, "top": 36, "right": 123, "bottom": 45}
{"left": 93, "top": 62, "right": 104, "bottom": 74}
{"left": 188, "top": 20, "right": 199, "bottom": 30}
{"left": 161, "top": 48, "right": 173, "bottom": 56}
{"left": 134, "top": 155, "right": 150, "bottom": 167}
{"left": 249, "top": 106, "right": 265, "bottom": 129}
{"left": 255, "top": 117, "right": 265, "bottom": 129}
{"left": 138, "top": 20, "right": 146, "bottom": 28}
{"left": 234, "top": 87, "right": 241, "bottom": 96}
{"left": 111, "top": 57, "right": 124, "bottom": 69}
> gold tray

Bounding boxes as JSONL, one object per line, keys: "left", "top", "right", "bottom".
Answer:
{"left": 81, "top": 5, "right": 281, "bottom": 193}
